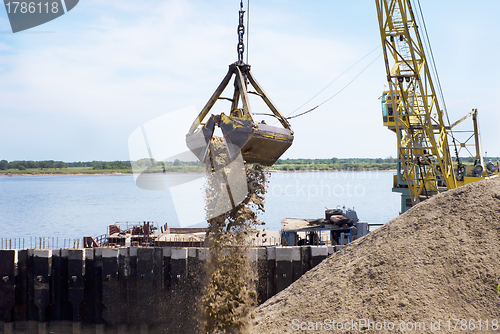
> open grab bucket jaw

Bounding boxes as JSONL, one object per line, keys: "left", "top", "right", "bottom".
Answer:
{"left": 186, "top": 62, "right": 294, "bottom": 166}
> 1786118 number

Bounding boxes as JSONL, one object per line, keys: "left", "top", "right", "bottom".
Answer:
{"left": 5, "top": 2, "right": 59, "bottom": 14}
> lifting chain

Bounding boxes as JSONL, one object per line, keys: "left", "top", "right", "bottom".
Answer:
{"left": 237, "top": 0, "right": 245, "bottom": 63}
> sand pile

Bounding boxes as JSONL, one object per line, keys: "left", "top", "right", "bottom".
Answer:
{"left": 252, "top": 177, "right": 500, "bottom": 333}
{"left": 203, "top": 136, "right": 268, "bottom": 334}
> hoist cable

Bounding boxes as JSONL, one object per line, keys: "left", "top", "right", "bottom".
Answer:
{"left": 246, "top": 0, "right": 250, "bottom": 64}
{"left": 285, "top": 51, "right": 383, "bottom": 120}
{"left": 287, "top": 44, "right": 381, "bottom": 118}
{"left": 414, "top": 0, "right": 461, "bottom": 165}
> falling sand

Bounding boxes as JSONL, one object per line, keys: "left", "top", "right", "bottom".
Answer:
{"left": 203, "top": 136, "right": 269, "bottom": 334}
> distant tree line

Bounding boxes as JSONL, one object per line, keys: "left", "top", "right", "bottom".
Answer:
{"left": 2, "top": 156, "right": 492, "bottom": 172}
{"left": 0, "top": 160, "right": 132, "bottom": 171}
{"left": 130, "top": 158, "right": 204, "bottom": 172}
{"left": 0, "top": 158, "right": 397, "bottom": 172}
{"left": 0, "top": 160, "right": 66, "bottom": 170}
{"left": 92, "top": 161, "right": 132, "bottom": 170}
{"left": 272, "top": 157, "right": 398, "bottom": 171}
{"left": 275, "top": 157, "right": 398, "bottom": 165}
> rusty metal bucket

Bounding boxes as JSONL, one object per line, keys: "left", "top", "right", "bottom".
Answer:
{"left": 185, "top": 115, "right": 216, "bottom": 163}
{"left": 219, "top": 113, "right": 293, "bottom": 165}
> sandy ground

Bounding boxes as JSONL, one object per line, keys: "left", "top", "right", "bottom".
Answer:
{"left": 252, "top": 177, "right": 500, "bottom": 333}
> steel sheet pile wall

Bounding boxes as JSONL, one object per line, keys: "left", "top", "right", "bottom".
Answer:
{"left": 0, "top": 246, "right": 338, "bottom": 334}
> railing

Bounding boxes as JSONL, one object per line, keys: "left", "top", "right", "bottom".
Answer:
{"left": 0, "top": 233, "right": 288, "bottom": 249}
{"left": 249, "top": 236, "right": 280, "bottom": 247}
{"left": 92, "top": 234, "right": 108, "bottom": 247}
{"left": 0, "top": 237, "right": 82, "bottom": 250}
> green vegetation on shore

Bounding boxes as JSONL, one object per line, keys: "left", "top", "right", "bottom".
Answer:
{"left": 3, "top": 156, "right": 496, "bottom": 176}
{"left": 0, "top": 158, "right": 400, "bottom": 175}
{"left": 0, "top": 160, "right": 133, "bottom": 175}
{"left": 3, "top": 156, "right": 493, "bottom": 175}
{"left": 272, "top": 157, "right": 397, "bottom": 171}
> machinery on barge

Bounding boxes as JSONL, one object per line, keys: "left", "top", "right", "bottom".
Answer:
{"left": 281, "top": 207, "right": 373, "bottom": 246}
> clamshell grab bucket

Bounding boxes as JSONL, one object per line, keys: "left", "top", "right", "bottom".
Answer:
{"left": 186, "top": 62, "right": 294, "bottom": 166}
{"left": 186, "top": 115, "right": 216, "bottom": 163}
{"left": 219, "top": 113, "right": 293, "bottom": 165}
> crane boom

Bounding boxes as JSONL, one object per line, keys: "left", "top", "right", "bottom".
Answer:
{"left": 377, "top": 0, "right": 499, "bottom": 213}
{"left": 376, "top": 0, "right": 457, "bottom": 208}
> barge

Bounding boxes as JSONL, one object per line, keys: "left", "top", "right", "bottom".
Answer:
{"left": 81, "top": 207, "right": 373, "bottom": 250}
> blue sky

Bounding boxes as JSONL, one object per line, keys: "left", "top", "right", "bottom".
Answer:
{"left": 1, "top": 0, "right": 499, "bottom": 161}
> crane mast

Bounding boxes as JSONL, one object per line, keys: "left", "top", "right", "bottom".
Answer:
{"left": 376, "top": 0, "right": 457, "bottom": 209}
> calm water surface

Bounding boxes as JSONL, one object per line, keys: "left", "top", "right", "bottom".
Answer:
{"left": 0, "top": 171, "right": 400, "bottom": 240}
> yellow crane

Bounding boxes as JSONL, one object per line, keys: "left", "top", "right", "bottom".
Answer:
{"left": 375, "top": 0, "right": 499, "bottom": 212}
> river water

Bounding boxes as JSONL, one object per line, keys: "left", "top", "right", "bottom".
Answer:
{"left": 0, "top": 171, "right": 400, "bottom": 241}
